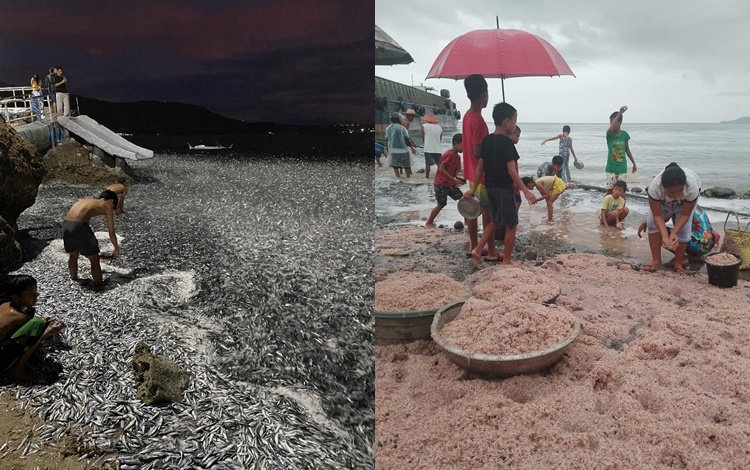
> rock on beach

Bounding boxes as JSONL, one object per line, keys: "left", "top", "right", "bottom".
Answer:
{"left": 0, "top": 119, "right": 46, "bottom": 269}
{"left": 132, "top": 341, "right": 191, "bottom": 405}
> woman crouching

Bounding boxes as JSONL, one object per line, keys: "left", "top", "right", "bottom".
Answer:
{"left": 643, "top": 162, "right": 701, "bottom": 273}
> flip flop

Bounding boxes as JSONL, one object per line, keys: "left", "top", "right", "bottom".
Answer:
{"left": 484, "top": 254, "right": 504, "bottom": 263}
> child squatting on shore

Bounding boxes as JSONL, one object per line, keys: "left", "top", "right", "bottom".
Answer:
{"left": 0, "top": 275, "right": 66, "bottom": 382}
{"left": 521, "top": 175, "right": 567, "bottom": 223}
{"left": 643, "top": 162, "right": 701, "bottom": 273}
{"left": 426, "top": 134, "right": 464, "bottom": 228}
{"left": 537, "top": 155, "right": 564, "bottom": 179}
{"left": 600, "top": 180, "right": 630, "bottom": 229}
{"left": 464, "top": 102, "right": 536, "bottom": 265}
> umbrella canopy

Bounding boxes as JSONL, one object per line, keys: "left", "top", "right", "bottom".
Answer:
{"left": 376, "top": 25, "right": 415, "bottom": 66}
{"left": 426, "top": 28, "right": 575, "bottom": 99}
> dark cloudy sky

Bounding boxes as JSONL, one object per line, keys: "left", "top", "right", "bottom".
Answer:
{"left": 377, "top": 0, "right": 750, "bottom": 123}
{"left": 1, "top": 0, "right": 373, "bottom": 125}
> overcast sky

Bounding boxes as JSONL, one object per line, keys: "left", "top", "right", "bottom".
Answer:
{"left": 1, "top": 0, "right": 372, "bottom": 125}
{"left": 376, "top": 0, "right": 750, "bottom": 124}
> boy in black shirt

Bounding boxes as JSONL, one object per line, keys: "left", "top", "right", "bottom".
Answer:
{"left": 464, "top": 102, "right": 536, "bottom": 264}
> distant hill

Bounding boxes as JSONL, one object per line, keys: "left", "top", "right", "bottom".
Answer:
{"left": 1, "top": 79, "right": 354, "bottom": 135}
{"left": 73, "top": 96, "right": 333, "bottom": 136}
{"left": 720, "top": 116, "right": 750, "bottom": 124}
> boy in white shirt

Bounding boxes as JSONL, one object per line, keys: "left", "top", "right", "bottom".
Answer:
{"left": 420, "top": 114, "right": 443, "bottom": 178}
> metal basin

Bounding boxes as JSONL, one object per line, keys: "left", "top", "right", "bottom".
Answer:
{"left": 431, "top": 300, "right": 579, "bottom": 377}
{"left": 375, "top": 290, "right": 471, "bottom": 345}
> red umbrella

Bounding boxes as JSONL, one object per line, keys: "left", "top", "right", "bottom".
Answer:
{"left": 426, "top": 28, "right": 575, "bottom": 100}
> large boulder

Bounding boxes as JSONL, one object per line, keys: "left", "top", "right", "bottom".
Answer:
{"left": 0, "top": 120, "right": 46, "bottom": 230}
{"left": 0, "top": 217, "right": 22, "bottom": 270}
{"left": 42, "top": 140, "right": 132, "bottom": 187}
{"left": 132, "top": 341, "right": 191, "bottom": 405}
{"left": 710, "top": 187, "right": 736, "bottom": 198}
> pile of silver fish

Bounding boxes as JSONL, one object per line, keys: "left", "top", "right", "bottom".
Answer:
{"left": 5, "top": 152, "right": 374, "bottom": 469}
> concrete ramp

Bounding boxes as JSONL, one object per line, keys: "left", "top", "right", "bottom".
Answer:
{"left": 57, "top": 115, "right": 153, "bottom": 161}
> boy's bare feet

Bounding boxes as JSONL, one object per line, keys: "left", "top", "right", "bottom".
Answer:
{"left": 642, "top": 262, "right": 661, "bottom": 272}
{"left": 425, "top": 223, "right": 436, "bottom": 228}
{"left": 502, "top": 260, "right": 521, "bottom": 266}
{"left": 673, "top": 264, "right": 687, "bottom": 274}
{"left": 470, "top": 248, "right": 484, "bottom": 263}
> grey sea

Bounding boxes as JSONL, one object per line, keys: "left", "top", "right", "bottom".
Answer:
{"left": 9, "top": 151, "right": 374, "bottom": 469}
{"left": 376, "top": 122, "right": 750, "bottom": 262}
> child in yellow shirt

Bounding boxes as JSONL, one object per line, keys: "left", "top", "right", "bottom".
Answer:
{"left": 599, "top": 180, "right": 629, "bottom": 228}
{"left": 521, "top": 175, "right": 567, "bottom": 222}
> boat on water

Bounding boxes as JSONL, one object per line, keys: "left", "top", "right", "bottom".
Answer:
{"left": 375, "top": 25, "right": 459, "bottom": 143}
{"left": 375, "top": 76, "right": 459, "bottom": 140}
{"left": 187, "top": 142, "right": 234, "bottom": 150}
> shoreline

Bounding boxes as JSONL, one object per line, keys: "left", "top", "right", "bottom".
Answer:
{"left": 375, "top": 164, "right": 750, "bottom": 280}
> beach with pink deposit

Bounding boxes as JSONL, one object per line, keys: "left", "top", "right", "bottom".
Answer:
{"left": 375, "top": 252, "right": 750, "bottom": 469}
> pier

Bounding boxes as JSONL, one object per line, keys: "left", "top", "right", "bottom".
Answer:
{"left": 1, "top": 86, "right": 153, "bottom": 172}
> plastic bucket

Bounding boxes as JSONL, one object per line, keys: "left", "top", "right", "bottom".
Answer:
{"left": 705, "top": 253, "right": 742, "bottom": 288}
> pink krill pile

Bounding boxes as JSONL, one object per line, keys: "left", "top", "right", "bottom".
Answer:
{"left": 374, "top": 271, "right": 468, "bottom": 312}
{"left": 706, "top": 252, "right": 740, "bottom": 266}
{"left": 376, "top": 253, "right": 750, "bottom": 469}
{"left": 472, "top": 267, "right": 560, "bottom": 304}
{"left": 440, "top": 299, "right": 576, "bottom": 356}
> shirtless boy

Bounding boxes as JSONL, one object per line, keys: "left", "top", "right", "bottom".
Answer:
{"left": 62, "top": 190, "right": 120, "bottom": 285}
{"left": 106, "top": 177, "right": 129, "bottom": 214}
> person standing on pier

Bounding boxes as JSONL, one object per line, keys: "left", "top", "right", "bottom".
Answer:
{"left": 54, "top": 66, "right": 70, "bottom": 117}
{"left": 44, "top": 67, "right": 57, "bottom": 115}
{"left": 30, "top": 74, "right": 43, "bottom": 120}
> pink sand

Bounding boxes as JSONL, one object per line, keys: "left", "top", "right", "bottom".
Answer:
{"left": 375, "top": 271, "right": 469, "bottom": 312}
{"left": 375, "top": 253, "right": 750, "bottom": 469}
{"left": 440, "top": 302, "right": 576, "bottom": 356}
{"left": 706, "top": 253, "right": 740, "bottom": 266}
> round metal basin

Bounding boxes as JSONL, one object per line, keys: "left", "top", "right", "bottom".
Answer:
{"left": 431, "top": 300, "right": 579, "bottom": 377}
{"left": 375, "top": 290, "right": 471, "bottom": 345}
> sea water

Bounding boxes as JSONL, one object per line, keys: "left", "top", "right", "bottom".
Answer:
{"left": 376, "top": 123, "right": 750, "bottom": 262}
{"left": 15, "top": 151, "right": 374, "bottom": 467}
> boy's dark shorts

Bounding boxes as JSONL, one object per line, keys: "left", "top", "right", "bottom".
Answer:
{"left": 487, "top": 187, "right": 518, "bottom": 226}
{"left": 62, "top": 220, "right": 99, "bottom": 256}
{"left": 424, "top": 153, "right": 441, "bottom": 166}
{"left": 434, "top": 184, "right": 463, "bottom": 207}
